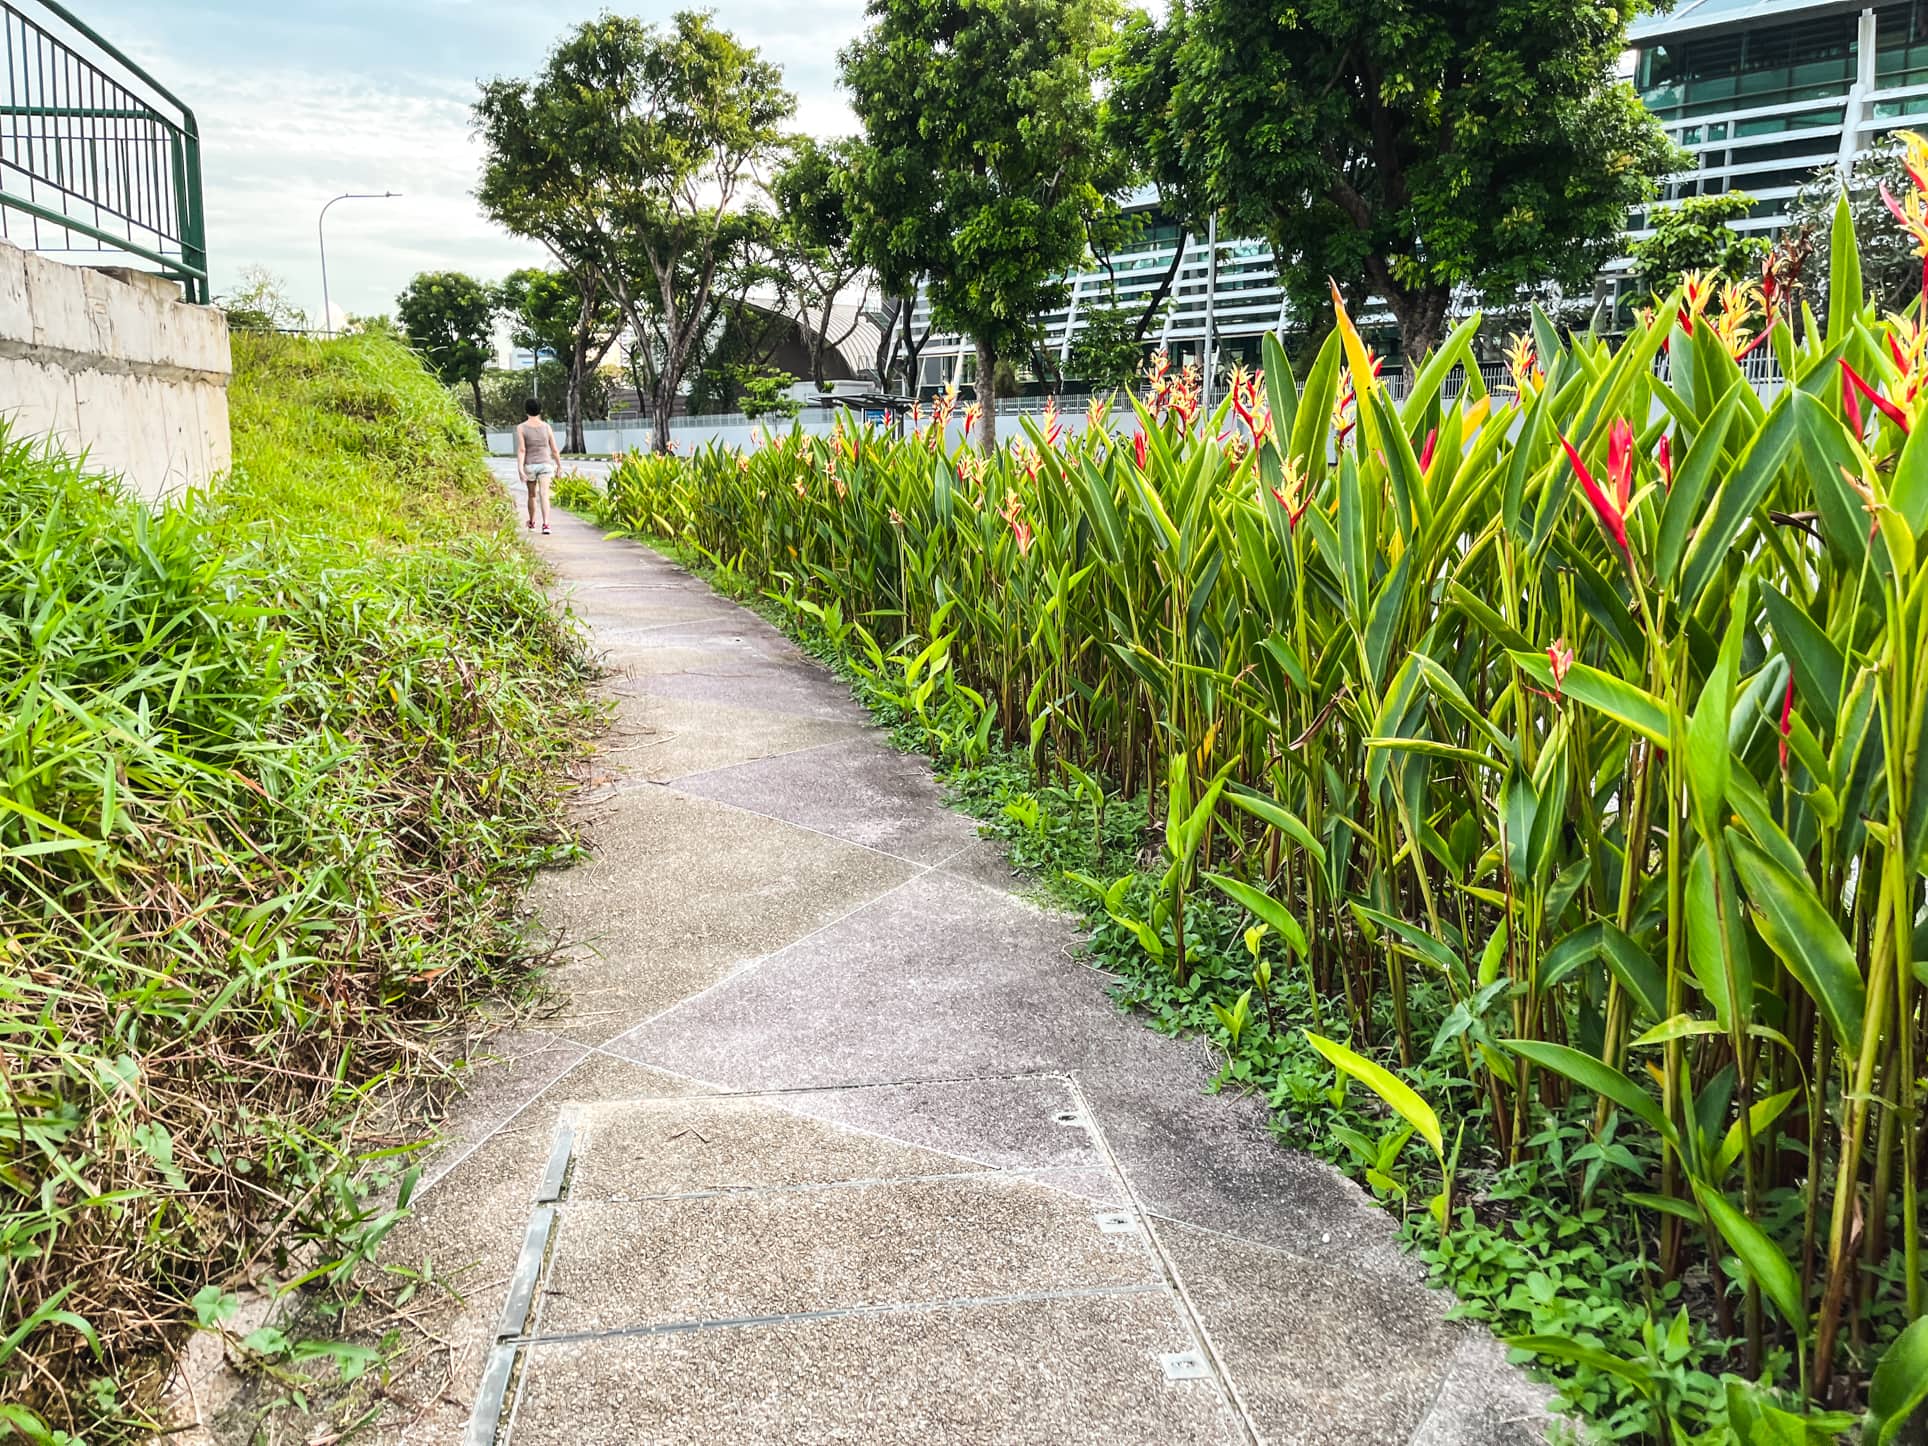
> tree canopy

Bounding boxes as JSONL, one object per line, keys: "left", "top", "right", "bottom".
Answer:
{"left": 396, "top": 270, "right": 495, "bottom": 422}
{"left": 1137, "top": 0, "right": 1679, "bottom": 365}
{"left": 475, "top": 12, "right": 794, "bottom": 452}
{"left": 1627, "top": 191, "right": 1770, "bottom": 311}
{"left": 771, "top": 136, "right": 872, "bottom": 392}
{"left": 841, "top": 0, "right": 1122, "bottom": 446}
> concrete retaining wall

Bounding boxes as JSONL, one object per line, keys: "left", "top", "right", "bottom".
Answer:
{"left": 0, "top": 240, "right": 231, "bottom": 503}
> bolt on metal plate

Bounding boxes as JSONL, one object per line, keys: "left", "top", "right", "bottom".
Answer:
{"left": 1094, "top": 1210, "right": 1137, "bottom": 1233}
{"left": 1159, "top": 1350, "right": 1211, "bottom": 1381}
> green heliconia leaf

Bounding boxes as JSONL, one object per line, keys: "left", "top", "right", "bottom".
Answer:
{"left": 1761, "top": 584, "right": 1847, "bottom": 728}
{"left": 1505, "top": 1039, "right": 1675, "bottom": 1144}
{"left": 1679, "top": 391, "right": 1802, "bottom": 605}
{"left": 1866, "top": 1315, "right": 1928, "bottom": 1444}
{"left": 1657, "top": 382, "right": 1745, "bottom": 583}
{"left": 1691, "top": 1178, "right": 1807, "bottom": 1342}
{"left": 1713, "top": 1088, "right": 1800, "bottom": 1180}
{"left": 1224, "top": 785, "right": 1327, "bottom": 867}
{"left": 1498, "top": 761, "right": 1537, "bottom": 885}
{"left": 1505, "top": 1335, "right": 1657, "bottom": 1390}
{"left": 1260, "top": 333, "right": 1300, "bottom": 453}
{"left": 1827, "top": 191, "right": 1861, "bottom": 347}
{"left": 1305, "top": 1032, "right": 1445, "bottom": 1162}
{"left": 1204, "top": 872, "right": 1308, "bottom": 959}
{"left": 1511, "top": 651, "right": 1670, "bottom": 747}
{"left": 1686, "top": 583, "right": 1747, "bottom": 843}
{"left": 1727, "top": 829, "right": 1865, "bottom": 1057}
{"left": 1685, "top": 838, "right": 1752, "bottom": 1037}
{"left": 1724, "top": 1376, "right": 1856, "bottom": 1444}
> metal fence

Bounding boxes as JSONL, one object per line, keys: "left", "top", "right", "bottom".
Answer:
{"left": 0, "top": 0, "right": 207, "bottom": 301}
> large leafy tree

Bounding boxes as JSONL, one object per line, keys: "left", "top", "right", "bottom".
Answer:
{"left": 396, "top": 270, "right": 495, "bottom": 422}
{"left": 496, "top": 267, "right": 624, "bottom": 454}
{"left": 475, "top": 13, "right": 794, "bottom": 452}
{"left": 1150, "top": 0, "right": 1679, "bottom": 366}
{"left": 842, "top": 0, "right": 1121, "bottom": 447}
{"left": 771, "top": 137, "right": 873, "bottom": 392}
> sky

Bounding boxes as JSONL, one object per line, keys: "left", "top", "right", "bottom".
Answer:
{"left": 88, "top": 0, "right": 868, "bottom": 327}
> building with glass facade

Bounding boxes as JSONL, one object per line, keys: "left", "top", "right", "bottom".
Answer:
{"left": 910, "top": 0, "right": 1928, "bottom": 392}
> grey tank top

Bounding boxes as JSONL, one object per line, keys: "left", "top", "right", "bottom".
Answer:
{"left": 519, "top": 420, "right": 555, "bottom": 466}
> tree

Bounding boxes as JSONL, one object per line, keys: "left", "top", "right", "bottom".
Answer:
{"left": 497, "top": 267, "right": 624, "bottom": 454}
{"left": 475, "top": 13, "right": 794, "bottom": 453}
{"left": 218, "top": 265, "right": 308, "bottom": 332}
{"left": 1628, "top": 191, "right": 1769, "bottom": 305}
{"left": 1102, "top": 10, "right": 1207, "bottom": 344}
{"left": 842, "top": 0, "right": 1121, "bottom": 448}
{"left": 1150, "top": 0, "right": 1680, "bottom": 368}
{"left": 1793, "top": 139, "right": 1922, "bottom": 319}
{"left": 1067, "top": 297, "right": 1154, "bottom": 392}
{"left": 772, "top": 137, "right": 873, "bottom": 392}
{"left": 396, "top": 271, "right": 495, "bottom": 421}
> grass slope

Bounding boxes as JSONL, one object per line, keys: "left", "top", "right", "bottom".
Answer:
{"left": 0, "top": 333, "right": 591, "bottom": 1440}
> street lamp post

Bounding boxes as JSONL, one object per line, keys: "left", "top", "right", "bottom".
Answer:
{"left": 318, "top": 191, "right": 400, "bottom": 337}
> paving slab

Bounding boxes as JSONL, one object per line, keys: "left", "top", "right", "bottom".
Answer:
{"left": 525, "top": 784, "right": 919, "bottom": 1041}
{"left": 671, "top": 735, "right": 984, "bottom": 863}
{"left": 610, "top": 868, "right": 1107, "bottom": 1087}
{"left": 1156, "top": 1220, "right": 1467, "bottom": 1444}
{"left": 773, "top": 1073, "right": 1103, "bottom": 1172}
{"left": 540, "top": 1174, "right": 1161, "bottom": 1333}
{"left": 585, "top": 688, "right": 869, "bottom": 786}
{"left": 506, "top": 1293, "right": 1239, "bottom": 1446}
{"left": 565, "top": 1093, "right": 1001, "bottom": 1199}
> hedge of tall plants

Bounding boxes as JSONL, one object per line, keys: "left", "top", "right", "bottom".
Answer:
{"left": 595, "top": 190, "right": 1928, "bottom": 1439}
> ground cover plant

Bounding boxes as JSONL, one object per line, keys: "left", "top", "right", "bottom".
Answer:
{"left": 577, "top": 177, "right": 1928, "bottom": 1440}
{"left": 0, "top": 332, "right": 591, "bottom": 1440}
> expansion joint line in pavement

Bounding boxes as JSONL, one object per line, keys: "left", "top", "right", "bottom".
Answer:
{"left": 1065, "top": 1074, "right": 1265, "bottom": 1446}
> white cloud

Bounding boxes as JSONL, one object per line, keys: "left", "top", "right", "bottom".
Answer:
{"left": 84, "top": 2, "right": 870, "bottom": 320}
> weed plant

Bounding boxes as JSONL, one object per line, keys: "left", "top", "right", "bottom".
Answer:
{"left": 0, "top": 333, "right": 591, "bottom": 1439}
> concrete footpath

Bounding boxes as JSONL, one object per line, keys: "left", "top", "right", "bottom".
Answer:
{"left": 377, "top": 462, "right": 1553, "bottom": 1444}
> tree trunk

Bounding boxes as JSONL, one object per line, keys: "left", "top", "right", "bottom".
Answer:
{"left": 650, "top": 381, "right": 675, "bottom": 454}
{"left": 1382, "top": 282, "right": 1451, "bottom": 383}
{"left": 872, "top": 295, "right": 904, "bottom": 389}
{"left": 975, "top": 334, "right": 997, "bottom": 451}
{"left": 566, "top": 337, "right": 587, "bottom": 455}
{"left": 468, "top": 375, "right": 485, "bottom": 431}
{"left": 1135, "top": 232, "right": 1187, "bottom": 342}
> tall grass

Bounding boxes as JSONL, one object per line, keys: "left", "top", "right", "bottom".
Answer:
{"left": 0, "top": 332, "right": 591, "bottom": 1439}
{"left": 588, "top": 196, "right": 1928, "bottom": 1438}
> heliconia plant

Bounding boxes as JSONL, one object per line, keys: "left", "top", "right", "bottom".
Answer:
{"left": 595, "top": 149, "right": 1928, "bottom": 1437}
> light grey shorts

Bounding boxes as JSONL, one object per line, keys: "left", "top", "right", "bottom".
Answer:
{"left": 525, "top": 463, "right": 555, "bottom": 484}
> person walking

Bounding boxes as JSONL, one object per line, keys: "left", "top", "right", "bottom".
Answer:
{"left": 516, "top": 399, "right": 561, "bottom": 535}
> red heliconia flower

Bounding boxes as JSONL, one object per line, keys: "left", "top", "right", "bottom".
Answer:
{"left": 1840, "top": 358, "right": 1911, "bottom": 435}
{"left": 1011, "top": 517, "right": 1035, "bottom": 555}
{"left": 1607, "top": 418, "right": 1635, "bottom": 512}
{"left": 1657, "top": 434, "right": 1673, "bottom": 490}
{"left": 1778, "top": 672, "right": 1796, "bottom": 770}
{"left": 1133, "top": 430, "right": 1148, "bottom": 470}
{"left": 1560, "top": 432, "right": 1631, "bottom": 554}
{"left": 1419, "top": 427, "right": 1438, "bottom": 473}
{"left": 1548, "top": 638, "right": 1574, "bottom": 690}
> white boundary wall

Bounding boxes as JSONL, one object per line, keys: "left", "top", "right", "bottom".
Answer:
{"left": 0, "top": 240, "right": 231, "bottom": 503}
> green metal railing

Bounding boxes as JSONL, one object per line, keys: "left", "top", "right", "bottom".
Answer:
{"left": 0, "top": 0, "right": 207, "bottom": 302}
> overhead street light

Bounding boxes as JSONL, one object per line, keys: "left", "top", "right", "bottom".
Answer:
{"left": 318, "top": 191, "right": 400, "bottom": 338}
